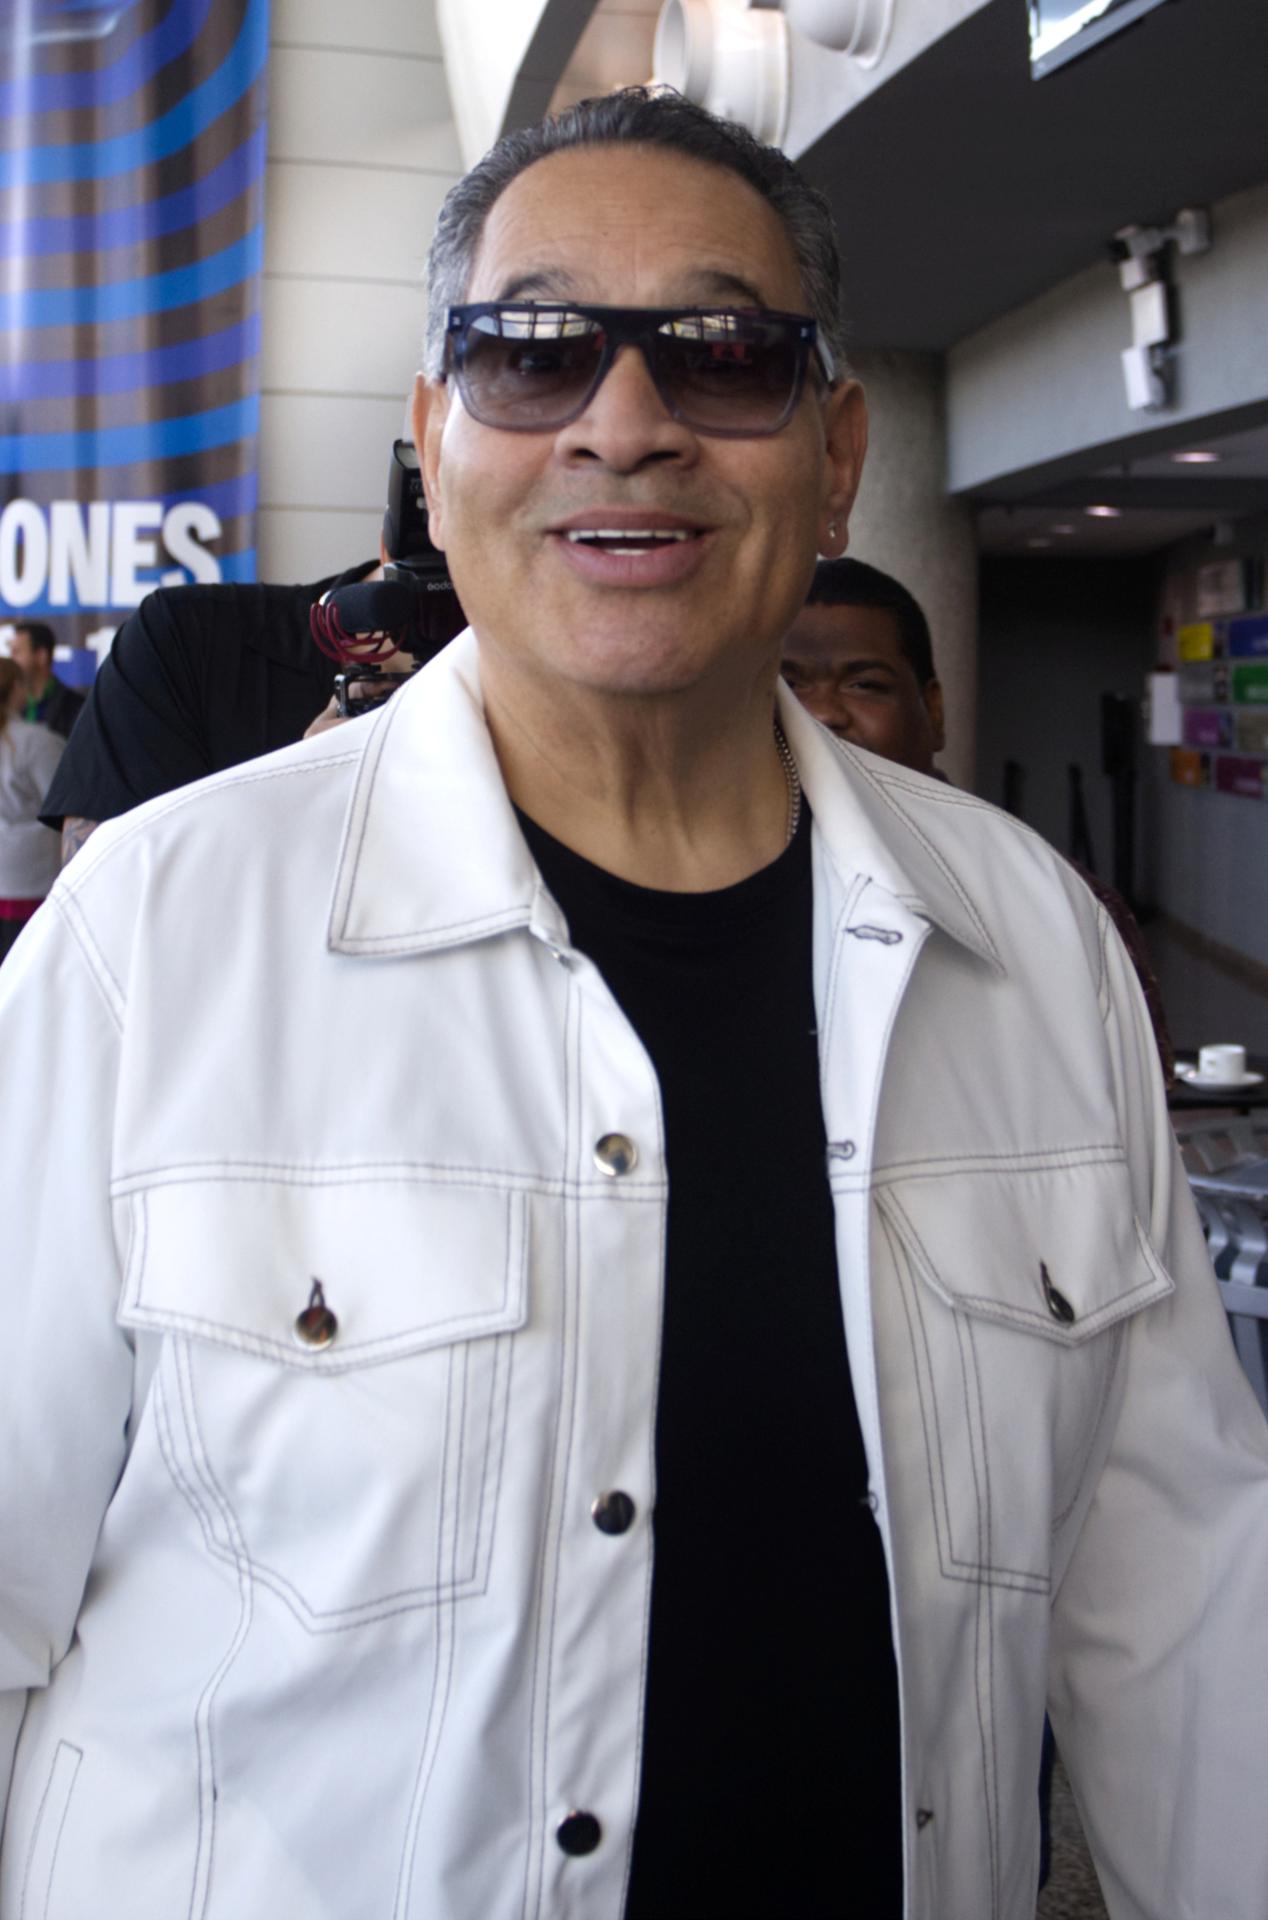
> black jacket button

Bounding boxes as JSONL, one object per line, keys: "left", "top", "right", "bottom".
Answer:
{"left": 591, "top": 1490, "right": 636, "bottom": 1535}
{"left": 1041, "top": 1262, "right": 1076, "bottom": 1325}
{"left": 556, "top": 1811, "right": 602, "bottom": 1855}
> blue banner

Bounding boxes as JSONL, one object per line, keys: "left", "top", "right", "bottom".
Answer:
{"left": 0, "top": 0, "right": 269, "bottom": 644}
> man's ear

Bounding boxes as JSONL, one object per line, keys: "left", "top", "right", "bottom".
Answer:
{"left": 925, "top": 677, "right": 946, "bottom": 755}
{"left": 411, "top": 371, "right": 450, "bottom": 551}
{"left": 818, "top": 378, "right": 867, "bottom": 557}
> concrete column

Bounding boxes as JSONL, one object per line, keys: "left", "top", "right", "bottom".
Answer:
{"left": 842, "top": 349, "right": 979, "bottom": 790}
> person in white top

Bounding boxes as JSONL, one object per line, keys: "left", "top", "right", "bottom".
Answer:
{"left": 0, "top": 658, "right": 64, "bottom": 962}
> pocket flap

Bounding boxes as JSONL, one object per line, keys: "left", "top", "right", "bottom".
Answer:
{"left": 875, "top": 1156, "right": 1173, "bottom": 1344}
{"left": 118, "top": 1174, "right": 528, "bottom": 1369}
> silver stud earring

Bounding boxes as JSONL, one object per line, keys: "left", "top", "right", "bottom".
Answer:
{"left": 827, "top": 521, "right": 839, "bottom": 543}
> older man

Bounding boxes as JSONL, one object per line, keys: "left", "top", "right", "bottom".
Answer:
{"left": 0, "top": 89, "right": 1265, "bottom": 1920}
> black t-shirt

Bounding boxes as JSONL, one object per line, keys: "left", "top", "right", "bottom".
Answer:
{"left": 518, "top": 805, "right": 903, "bottom": 1919}
{"left": 39, "top": 567, "right": 375, "bottom": 828}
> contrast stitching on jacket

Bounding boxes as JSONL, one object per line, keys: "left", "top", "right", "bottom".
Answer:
{"left": 332, "top": 684, "right": 398, "bottom": 943}
{"left": 392, "top": 1344, "right": 462, "bottom": 1920}
{"left": 522, "top": 982, "right": 581, "bottom": 1920}
{"left": 887, "top": 1208, "right": 953, "bottom": 1579}
{"left": 61, "top": 752, "right": 361, "bottom": 902}
{"left": 879, "top": 1186, "right": 1166, "bottom": 1342}
{"left": 18, "top": 1738, "right": 82, "bottom": 1920}
{"left": 38, "top": 1743, "right": 82, "bottom": 1920}
{"left": 173, "top": 1345, "right": 255, "bottom": 1920}
{"left": 157, "top": 1330, "right": 515, "bottom": 1625}
{"left": 1095, "top": 904, "right": 1111, "bottom": 1022}
{"left": 536, "top": 1092, "right": 586, "bottom": 1920}
{"left": 473, "top": 1327, "right": 516, "bottom": 1593}
{"left": 109, "top": 1163, "right": 665, "bottom": 1201}
{"left": 117, "top": 1301, "right": 519, "bottom": 1364}
{"left": 949, "top": 1273, "right": 1165, "bottom": 1334}
{"left": 1051, "top": 1322, "right": 1125, "bottom": 1534}
{"left": 131, "top": 1191, "right": 149, "bottom": 1309}
{"left": 887, "top": 1210, "right": 1052, "bottom": 1590}
{"left": 966, "top": 1320, "right": 1004, "bottom": 1918}
{"left": 961, "top": 1308, "right": 1000, "bottom": 1919}
{"left": 153, "top": 1362, "right": 222, "bottom": 1559}
{"left": 335, "top": 911, "right": 533, "bottom": 950}
{"left": 962, "top": 1312, "right": 1003, "bottom": 1918}
{"left": 847, "top": 758, "right": 999, "bottom": 959}
{"left": 818, "top": 875, "right": 866, "bottom": 1059}
{"left": 873, "top": 1146, "right": 1125, "bottom": 1180}
{"left": 50, "top": 890, "right": 125, "bottom": 1029}
{"left": 461, "top": 1197, "right": 527, "bottom": 1592}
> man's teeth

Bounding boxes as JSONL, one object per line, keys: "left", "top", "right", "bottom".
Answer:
{"left": 565, "top": 528, "right": 695, "bottom": 553}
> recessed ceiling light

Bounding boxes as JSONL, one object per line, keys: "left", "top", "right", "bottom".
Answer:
{"left": 1027, "top": 537, "right": 1053, "bottom": 548}
{"left": 1085, "top": 505, "right": 1121, "bottom": 518}
{"left": 1171, "top": 449, "right": 1220, "bottom": 464}
{"left": 1050, "top": 524, "right": 1077, "bottom": 534}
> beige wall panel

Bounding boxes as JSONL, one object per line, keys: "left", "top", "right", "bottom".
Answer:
{"left": 268, "top": 46, "right": 460, "bottom": 173}
{"left": 264, "top": 164, "right": 454, "bottom": 284}
{"left": 256, "top": 12, "right": 457, "bottom": 556}
{"left": 261, "top": 279, "right": 426, "bottom": 398}
{"left": 271, "top": 0, "right": 443, "bottom": 59}
{"left": 846, "top": 350, "right": 979, "bottom": 789}
{"left": 259, "top": 394, "right": 408, "bottom": 512}
{"left": 256, "top": 508, "right": 385, "bottom": 587}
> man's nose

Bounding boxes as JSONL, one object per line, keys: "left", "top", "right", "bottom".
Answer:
{"left": 556, "top": 343, "right": 696, "bottom": 469}
{"left": 799, "top": 684, "right": 854, "bottom": 736}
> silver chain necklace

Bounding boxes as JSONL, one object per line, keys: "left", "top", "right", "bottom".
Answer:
{"left": 774, "top": 720, "right": 802, "bottom": 846}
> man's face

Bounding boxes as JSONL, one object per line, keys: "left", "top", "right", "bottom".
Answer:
{"left": 415, "top": 144, "right": 865, "bottom": 708}
{"left": 780, "top": 601, "right": 944, "bottom": 775}
{"left": 9, "top": 630, "right": 44, "bottom": 691}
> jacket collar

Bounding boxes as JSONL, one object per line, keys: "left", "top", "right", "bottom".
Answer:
{"left": 775, "top": 688, "right": 1003, "bottom": 971}
{"left": 328, "top": 630, "right": 1001, "bottom": 970}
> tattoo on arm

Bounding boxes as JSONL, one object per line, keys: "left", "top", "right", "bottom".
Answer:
{"left": 61, "top": 816, "right": 98, "bottom": 867}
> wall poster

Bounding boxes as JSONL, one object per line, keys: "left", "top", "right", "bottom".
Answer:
{"left": 0, "top": 0, "right": 270, "bottom": 665}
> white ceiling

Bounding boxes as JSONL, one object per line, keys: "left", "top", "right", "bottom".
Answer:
{"left": 977, "top": 414, "right": 1268, "bottom": 555}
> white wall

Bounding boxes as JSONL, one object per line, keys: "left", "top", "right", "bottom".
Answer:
{"left": 947, "top": 181, "right": 1268, "bottom": 495}
{"left": 1142, "top": 518, "right": 1268, "bottom": 970}
{"left": 847, "top": 350, "right": 979, "bottom": 787}
{"left": 436, "top": 0, "right": 596, "bottom": 166}
{"left": 258, "top": 0, "right": 462, "bottom": 584}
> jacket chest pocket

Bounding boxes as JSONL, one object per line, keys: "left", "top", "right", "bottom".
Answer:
{"left": 874, "top": 1157, "right": 1174, "bottom": 1592}
{"left": 117, "top": 1175, "right": 528, "bottom": 1630}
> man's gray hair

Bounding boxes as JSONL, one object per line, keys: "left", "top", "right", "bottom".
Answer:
{"left": 422, "top": 86, "right": 847, "bottom": 380}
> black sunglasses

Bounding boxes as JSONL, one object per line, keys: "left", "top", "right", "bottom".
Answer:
{"left": 444, "top": 302, "right": 835, "bottom": 438}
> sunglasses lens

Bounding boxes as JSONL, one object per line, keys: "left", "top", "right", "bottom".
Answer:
{"left": 456, "top": 313, "right": 603, "bottom": 428}
{"left": 450, "top": 307, "right": 809, "bottom": 434}
{"left": 656, "top": 318, "right": 802, "bottom": 432}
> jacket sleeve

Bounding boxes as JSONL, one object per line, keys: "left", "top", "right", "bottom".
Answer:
{"left": 1048, "top": 911, "right": 1268, "bottom": 1920}
{"left": 0, "top": 892, "right": 134, "bottom": 1825}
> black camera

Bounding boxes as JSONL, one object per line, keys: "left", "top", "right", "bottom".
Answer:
{"left": 381, "top": 438, "right": 466, "bottom": 651}
{"left": 327, "top": 441, "right": 467, "bottom": 717}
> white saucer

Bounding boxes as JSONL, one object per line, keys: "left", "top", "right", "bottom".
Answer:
{"left": 1175, "top": 1063, "right": 1264, "bottom": 1091}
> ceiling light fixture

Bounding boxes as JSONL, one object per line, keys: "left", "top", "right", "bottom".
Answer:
{"left": 1171, "top": 449, "right": 1221, "bottom": 464}
{"left": 653, "top": 0, "right": 790, "bottom": 144}
{"left": 1085, "top": 505, "right": 1122, "bottom": 518}
{"left": 781, "top": 0, "right": 895, "bottom": 66}
{"left": 1050, "top": 524, "right": 1077, "bottom": 534}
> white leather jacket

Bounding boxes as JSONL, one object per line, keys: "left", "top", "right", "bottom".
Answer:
{"left": 2, "top": 633, "right": 1265, "bottom": 1920}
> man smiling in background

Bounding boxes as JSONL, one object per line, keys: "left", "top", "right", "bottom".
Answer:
{"left": 781, "top": 555, "right": 945, "bottom": 772}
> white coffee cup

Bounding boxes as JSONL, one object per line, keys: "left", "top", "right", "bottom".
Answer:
{"left": 1198, "top": 1043, "right": 1247, "bottom": 1082}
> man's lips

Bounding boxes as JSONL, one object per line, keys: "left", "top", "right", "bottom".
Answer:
{"left": 545, "top": 509, "right": 715, "bottom": 585}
